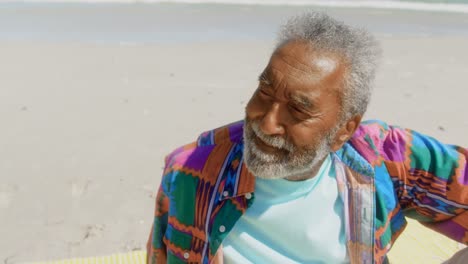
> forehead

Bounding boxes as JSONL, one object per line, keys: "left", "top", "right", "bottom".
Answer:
{"left": 263, "top": 41, "right": 346, "bottom": 98}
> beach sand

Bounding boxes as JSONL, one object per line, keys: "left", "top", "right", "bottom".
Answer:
{"left": 0, "top": 3, "right": 468, "bottom": 263}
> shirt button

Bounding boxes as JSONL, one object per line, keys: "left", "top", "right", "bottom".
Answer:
{"left": 245, "top": 193, "right": 252, "bottom": 199}
{"left": 183, "top": 252, "right": 189, "bottom": 259}
{"left": 222, "top": 191, "right": 229, "bottom": 197}
{"left": 219, "top": 225, "right": 226, "bottom": 233}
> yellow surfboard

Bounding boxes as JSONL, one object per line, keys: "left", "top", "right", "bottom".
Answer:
{"left": 34, "top": 219, "right": 464, "bottom": 264}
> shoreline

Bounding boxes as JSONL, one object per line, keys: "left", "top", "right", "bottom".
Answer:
{"left": 2, "top": 2, "right": 468, "bottom": 45}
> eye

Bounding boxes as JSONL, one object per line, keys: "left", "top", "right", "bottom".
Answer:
{"left": 289, "top": 105, "right": 304, "bottom": 115}
{"left": 288, "top": 104, "right": 311, "bottom": 120}
{"left": 259, "top": 88, "right": 268, "bottom": 95}
{"left": 257, "top": 87, "right": 272, "bottom": 98}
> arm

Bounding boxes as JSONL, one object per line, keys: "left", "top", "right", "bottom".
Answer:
{"left": 146, "top": 166, "right": 171, "bottom": 263}
{"left": 381, "top": 123, "right": 468, "bottom": 243}
{"left": 146, "top": 142, "right": 198, "bottom": 263}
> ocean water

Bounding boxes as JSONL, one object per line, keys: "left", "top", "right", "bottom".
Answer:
{"left": 1, "top": 1, "right": 468, "bottom": 43}
{"left": 2, "top": 0, "right": 468, "bottom": 12}
{"left": 5, "top": 0, "right": 468, "bottom": 7}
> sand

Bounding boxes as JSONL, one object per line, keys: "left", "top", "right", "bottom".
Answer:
{"left": 1, "top": 3, "right": 468, "bottom": 263}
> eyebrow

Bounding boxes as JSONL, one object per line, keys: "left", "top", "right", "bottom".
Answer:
{"left": 290, "top": 93, "right": 314, "bottom": 109}
{"left": 258, "top": 72, "right": 271, "bottom": 85}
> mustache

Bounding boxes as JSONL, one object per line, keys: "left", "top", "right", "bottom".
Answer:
{"left": 249, "top": 121, "right": 294, "bottom": 152}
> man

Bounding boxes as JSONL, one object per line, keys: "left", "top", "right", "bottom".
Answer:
{"left": 147, "top": 12, "right": 467, "bottom": 263}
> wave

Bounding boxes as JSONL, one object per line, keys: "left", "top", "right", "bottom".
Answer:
{"left": 9, "top": 0, "right": 468, "bottom": 14}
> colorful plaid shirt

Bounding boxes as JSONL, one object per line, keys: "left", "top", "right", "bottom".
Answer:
{"left": 147, "top": 120, "right": 468, "bottom": 264}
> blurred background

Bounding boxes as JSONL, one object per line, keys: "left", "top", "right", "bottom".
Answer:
{"left": 0, "top": 0, "right": 468, "bottom": 263}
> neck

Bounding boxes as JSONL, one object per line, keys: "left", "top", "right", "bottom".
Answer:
{"left": 284, "top": 156, "right": 327, "bottom": 181}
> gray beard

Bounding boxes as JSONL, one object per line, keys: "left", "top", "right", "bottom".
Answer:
{"left": 243, "top": 119, "right": 333, "bottom": 180}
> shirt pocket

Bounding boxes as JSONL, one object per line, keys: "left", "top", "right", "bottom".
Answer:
{"left": 163, "top": 224, "right": 207, "bottom": 263}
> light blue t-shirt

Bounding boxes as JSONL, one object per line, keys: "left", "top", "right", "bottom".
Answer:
{"left": 223, "top": 155, "right": 348, "bottom": 264}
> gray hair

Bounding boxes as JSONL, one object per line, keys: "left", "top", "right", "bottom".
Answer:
{"left": 277, "top": 12, "right": 381, "bottom": 120}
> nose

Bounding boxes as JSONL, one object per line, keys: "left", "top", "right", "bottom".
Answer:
{"left": 259, "top": 102, "right": 285, "bottom": 136}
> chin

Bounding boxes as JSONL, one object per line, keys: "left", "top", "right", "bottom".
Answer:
{"left": 244, "top": 140, "right": 331, "bottom": 180}
{"left": 244, "top": 143, "right": 283, "bottom": 179}
{"left": 243, "top": 117, "right": 331, "bottom": 179}
{"left": 244, "top": 143, "right": 308, "bottom": 179}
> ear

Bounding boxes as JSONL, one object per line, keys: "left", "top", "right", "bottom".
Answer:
{"left": 330, "top": 115, "right": 362, "bottom": 152}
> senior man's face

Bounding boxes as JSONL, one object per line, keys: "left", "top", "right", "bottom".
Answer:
{"left": 244, "top": 41, "right": 352, "bottom": 180}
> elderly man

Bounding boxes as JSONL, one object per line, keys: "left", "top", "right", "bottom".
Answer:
{"left": 147, "top": 12, "right": 467, "bottom": 263}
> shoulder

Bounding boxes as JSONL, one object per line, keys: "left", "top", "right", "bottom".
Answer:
{"left": 346, "top": 119, "right": 459, "bottom": 168}
{"left": 196, "top": 120, "right": 244, "bottom": 147}
{"left": 162, "top": 120, "right": 244, "bottom": 179}
{"left": 346, "top": 119, "right": 410, "bottom": 165}
{"left": 351, "top": 120, "right": 406, "bottom": 142}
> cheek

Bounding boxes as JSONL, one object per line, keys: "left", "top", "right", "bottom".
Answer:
{"left": 245, "top": 96, "right": 264, "bottom": 118}
{"left": 287, "top": 124, "right": 324, "bottom": 149}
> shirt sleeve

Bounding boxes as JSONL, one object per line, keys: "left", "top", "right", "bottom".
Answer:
{"left": 146, "top": 162, "right": 171, "bottom": 264}
{"left": 146, "top": 141, "right": 199, "bottom": 263}
{"left": 381, "top": 123, "right": 468, "bottom": 244}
